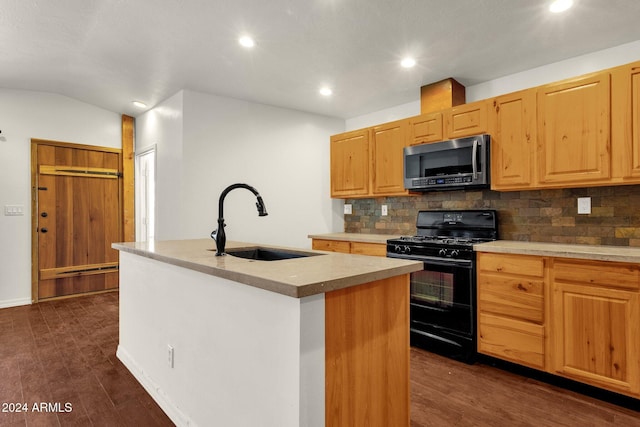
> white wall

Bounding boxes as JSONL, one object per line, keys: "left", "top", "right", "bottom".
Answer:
{"left": 467, "top": 39, "right": 640, "bottom": 102}
{"left": 0, "top": 89, "right": 121, "bottom": 308}
{"left": 135, "top": 91, "right": 185, "bottom": 240}
{"left": 345, "top": 100, "right": 420, "bottom": 131}
{"left": 136, "top": 90, "right": 345, "bottom": 249}
{"left": 346, "top": 39, "right": 640, "bottom": 131}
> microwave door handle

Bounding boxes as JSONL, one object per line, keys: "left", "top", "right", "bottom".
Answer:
{"left": 472, "top": 139, "right": 479, "bottom": 178}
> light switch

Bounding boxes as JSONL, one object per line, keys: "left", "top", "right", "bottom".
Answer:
{"left": 4, "top": 205, "right": 25, "bottom": 216}
{"left": 344, "top": 204, "right": 352, "bottom": 215}
{"left": 577, "top": 197, "right": 591, "bottom": 215}
{"left": 381, "top": 205, "right": 388, "bottom": 216}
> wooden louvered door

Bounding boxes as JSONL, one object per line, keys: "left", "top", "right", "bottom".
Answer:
{"left": 32, "top": 140, "right": 122, "bottom": 301}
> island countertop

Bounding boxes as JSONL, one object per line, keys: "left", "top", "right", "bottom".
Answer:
{"left": 112, "top": 239, "right": 422, "bottom": 298}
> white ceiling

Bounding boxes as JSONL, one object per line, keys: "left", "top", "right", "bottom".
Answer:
{"left": 3, "top": 0, "right": 640, "bottom": 119}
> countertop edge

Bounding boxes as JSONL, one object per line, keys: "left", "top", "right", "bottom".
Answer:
{"left": 474, "top": 241, "right": 640, "bottom": 263}
{"left": 308, "top": 232, "right": 398, "bottom": 244}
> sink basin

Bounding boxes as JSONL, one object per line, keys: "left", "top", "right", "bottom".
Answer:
{"left": 225, "top": 247, "right": 322, "bottom": 261}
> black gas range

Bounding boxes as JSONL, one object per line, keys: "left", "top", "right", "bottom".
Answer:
{"left": 387, "top": 210, "right": 498, "bottom": 362}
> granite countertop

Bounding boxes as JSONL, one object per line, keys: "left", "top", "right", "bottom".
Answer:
{"left": 307, "top": 232, "right": 399, "bottom": 244}
{"left": 112, "top": 239, "right": 422, "bottom": 298}
{"left": 474, "top": 240, "right": 640, "bottom": 263}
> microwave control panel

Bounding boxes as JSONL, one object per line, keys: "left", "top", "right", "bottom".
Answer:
{"left": 412, "top": 175, "right": 473, "bottom": 187}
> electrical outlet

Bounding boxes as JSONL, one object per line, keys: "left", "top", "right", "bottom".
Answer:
{"left": 577, "top": 197, "right": 591, "bottom": 215}
{"left": 381, "top": 205, "right": 388, "bottom": 216}
{"left": 167, "top": 345, "right": 174, "bottom": 368}
{"left": 344, "top": 204, "right": 352, "bottom": 215}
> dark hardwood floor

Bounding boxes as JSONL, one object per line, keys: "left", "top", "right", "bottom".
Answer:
{"left": 410, "top": 348, "right": 640, "bottom": 426}
{"left": 1, "top": 292, "right": 638, "bottom": 426}
{"left": 0, "top": 292, "right": 172, "bottom": 426}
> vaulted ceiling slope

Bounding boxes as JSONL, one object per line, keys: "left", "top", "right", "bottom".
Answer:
{"left": 2, "top": 0, "right": 640, "bottom": 118}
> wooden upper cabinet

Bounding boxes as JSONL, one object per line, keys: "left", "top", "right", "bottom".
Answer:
{"left": 408, "top": 112, "right": 443, "bottom": 145}
{"left": 444, "top": 100, "right": 488, "bottom": 139}
{"left": 372, "top": 119, "right": 409, "bottom": 195}
{"left": 330, "top": 129, "right": 370, "bottom": 197}
{"left": 611, "top": 61, "right": 640, "bottom": 181}
{"left": 550, "top": 259, "right": 640, "bottom": 396}
{"left": 330, "top": 120, "right": 410, "bottom": 199}
{"left": 489, "top": 89, "right": 537, "bottom": 190}
{"left": 537, "top": 72, "right": 611, "bottom": 185}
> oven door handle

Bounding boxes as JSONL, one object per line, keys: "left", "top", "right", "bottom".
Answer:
{"left": 387, "top": 253, "right": 473, "bottom": 268}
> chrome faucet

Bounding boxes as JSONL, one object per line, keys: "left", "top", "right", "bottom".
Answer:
{"left": 211, "top": 183, "right": 268, "bottom": 256}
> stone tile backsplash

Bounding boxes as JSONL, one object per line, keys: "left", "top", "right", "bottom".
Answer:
{"left": 344, "top": 185, "right": 640, "bottom": 247}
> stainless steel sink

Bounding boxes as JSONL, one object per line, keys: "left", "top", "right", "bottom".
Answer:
{"left": 225, "top": 247, "right": 322, "bottom": 261}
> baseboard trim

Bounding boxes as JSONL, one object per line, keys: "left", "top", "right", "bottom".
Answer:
{"left": 0, "top": 298, "right": 31, "bottom": 309}
{"left": 116, "top": 345, "right": 193, "bottom": 427}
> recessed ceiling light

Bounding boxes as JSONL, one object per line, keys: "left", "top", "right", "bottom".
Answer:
{"left": 549, "top": 0, "right": 573, "bottom": 13}
{"left": 401, "top": 57, "right": 416, "bottom": 68}
{"left": 238, "top": 36, "right": 255, "bottom": 48}
{"left": 132, "top": 101, "right": 147, "bottom": 108}
{"left": 319, "top": 87, "right": 333, "bottom": 97}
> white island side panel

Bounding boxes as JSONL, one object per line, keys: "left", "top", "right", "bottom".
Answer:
{"left": 116, "top": 251, "right": 324, "bottom": 427}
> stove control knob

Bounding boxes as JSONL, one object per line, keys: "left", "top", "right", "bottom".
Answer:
{"left": 450, "top": 250, "right": 459, "bottom": 257}
{"left": 438, "top": 248, "right": 447, "bottom": 256}
{"left": 394, "top": 245, "right": 402, "bottom": 253}
{"left": 403, "top": 246, "right": 411, "bottom": 254}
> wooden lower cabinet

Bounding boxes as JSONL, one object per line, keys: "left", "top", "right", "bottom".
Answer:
{"left": 325, "top": 274, "right": 410, "bottom": 426}
{"left": 311, "top": 238, "right": 387, "bottom": 257}
{"left": 477, "top": 253, "right": 547, "bottom": 369}
{"left": 550, "top": 259, "right": 640, "bottom": 396}
{"left": 311, "top": 239, "right": 351, "bottom": 254}
{"left": 477, "top": 252, "right": 640, "bottom": 399}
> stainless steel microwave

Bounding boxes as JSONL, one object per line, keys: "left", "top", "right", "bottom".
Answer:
{"left": 404, "top": 134, "right": 490, "bottom": 191}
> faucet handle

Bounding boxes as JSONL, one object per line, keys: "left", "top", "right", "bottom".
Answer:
{"left": 211, "top": 223, "right": 226, "bottom": 241}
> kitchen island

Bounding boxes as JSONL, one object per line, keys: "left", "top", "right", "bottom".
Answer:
{"left": 112, "top": 239, "right": 422, "bottom": 427}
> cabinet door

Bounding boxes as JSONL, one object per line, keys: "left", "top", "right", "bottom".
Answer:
{"left": 409, "top": 112, "right": 443, "bottom": 145}
{"left": 631, "top": 66, "right": 640, "bottom": 177}
{"left": 444, "top": 100, "right": 488, "bottom": 139}
{"left": 611, "top": 62, "right": 640, "bottom": 180}
{"left": 551, "top": 265, "right": 640, "bottom": 396}
{"left": 537, "top": 72, "right": 611, "bottom": 185}
{"left": 372, "top": 120, "right": 408, "bottom": 195}
{"left": 330, "top": 129, "right": 370, "bottom": 197}
{"left": 490, "top": 89, "right": 537, "bottom": 190}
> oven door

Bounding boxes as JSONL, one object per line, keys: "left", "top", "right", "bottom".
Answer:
{"left": 409, "top": 258, "right": 474, "bottom": 338}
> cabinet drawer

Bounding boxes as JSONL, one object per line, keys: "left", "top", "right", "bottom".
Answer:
{"left": 478, "top": 313, "right": 545, "bottom": 369}
{"left": 478, "top": 273, "right": 544, "bottom": 323}
{"left": 312, "top": 239, "right": 350, "bottom": 254}
{"left": 553, "top": 259, "right": 640, "bottom": 290}
{"left": 478, "top": 253, "right": 545, "bottom": 277}
{"left": 350, "top": 242, "right": 387, "bottom": 257}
